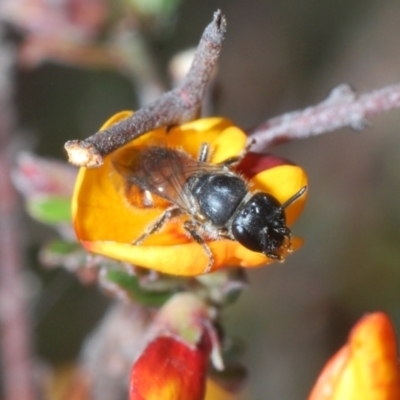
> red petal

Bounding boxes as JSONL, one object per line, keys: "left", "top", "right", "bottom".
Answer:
{"left": 130, "top": 334, "right": 211, "bottom": 400}
{"left": 237, "top": 152, "right": 293, "bottom": 179}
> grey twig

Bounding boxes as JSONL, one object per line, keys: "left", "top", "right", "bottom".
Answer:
{"left": 65, "top": 10, "right": 226, "bottom": 168}
{"left": 249, "top": 84, "right": 400, "bottom": 151}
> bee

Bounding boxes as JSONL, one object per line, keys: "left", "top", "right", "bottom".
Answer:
{"left": 112, "top": 142, "right": 307, "bottom": 273}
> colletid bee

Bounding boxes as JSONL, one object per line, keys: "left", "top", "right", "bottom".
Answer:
{"left": 112, "top": 142, "right": 307, "bottom": 273}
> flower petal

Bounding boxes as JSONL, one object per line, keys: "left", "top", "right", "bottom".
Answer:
{"left": 237, "top": 152, "right": 293, "bottom": 179}
{"left": 82, "top": 236, "right": 303, "bottom": 276}
{"left": 309, "top": 312, "right": 400, "bottom": 400}
{"left": 308, "top": 346, "right": 350, "bottom": 400}
{"left": 130, "top": 334, "right": 211, "bottom": 400}
{"left": 252, "top": 165, "right": 308, "bottom": 226}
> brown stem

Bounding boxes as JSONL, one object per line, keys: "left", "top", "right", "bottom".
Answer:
{"left": 64, "top": 10, "right": 227, "bottom": 168}
{"left": 0, "top": 24, "right": 36, "bottom": 400}
{"left": 249, "top": 84, "right": 400, "bottom": 151}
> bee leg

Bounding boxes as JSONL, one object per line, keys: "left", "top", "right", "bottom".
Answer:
{"left": 219, "top": 138, "right": 256, "bottom": 167}
{"left": 183, "top": 221, "right": 214, "bottom": 274}
{"left": 198, "top": 143, "right": 211, "bottom": 162}
{"left": 133, "top": 206, "right": 182, "bottom": 245}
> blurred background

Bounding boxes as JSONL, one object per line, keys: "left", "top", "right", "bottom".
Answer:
{"left": 1, "top": 0, "right": 400, "bottom": 399}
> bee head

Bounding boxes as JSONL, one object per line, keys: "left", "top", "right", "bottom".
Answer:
{"left": 231, "top": 187, "right": 307, "bottom": 259}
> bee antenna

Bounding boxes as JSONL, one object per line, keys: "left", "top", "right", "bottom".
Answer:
{"left": 281, "top": 186, "right": 308, "bottom": 209}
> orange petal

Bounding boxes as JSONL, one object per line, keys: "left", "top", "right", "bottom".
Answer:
{"left": 166, "top": 117, "right": 236, "bottom": 158}
{"left": 309, "top": 312, "right": 400, "bottom": 400}
{"left": 252, "top": 165, "right": 308, "bottom": 226}
{"left": 308, "top": 346, "right": 350, "bottom": 400}
{"left": 209, "top": 126, "right": 248, "bottom": 164}
{"left": 130, "top": 334, "right": 211, "bottom": 400}
{"left": 82, "top": 236, "right": 303, "bottom": 276}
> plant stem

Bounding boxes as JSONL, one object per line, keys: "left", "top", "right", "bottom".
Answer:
{"left": 65, "top": 10, "right": 226, "bottom": 168}
{"left": 249, "top": 84, "right": 400, "bottom": 151}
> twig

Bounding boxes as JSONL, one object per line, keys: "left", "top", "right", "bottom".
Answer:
{"left": 64, "top": 10, "right": 226, "bottom": 168}
{"left": 0, "top": 24, "right": 36, "bottom": 400}
{"left": 248, "top": 84, "right": 400, "bottom": 151}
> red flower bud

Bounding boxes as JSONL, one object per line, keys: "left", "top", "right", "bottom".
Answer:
{"left": 130, "top": 334, "right": 212, "bottom": 400}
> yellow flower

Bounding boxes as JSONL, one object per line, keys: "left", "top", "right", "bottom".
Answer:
{"left": 72, "top": 112, "right": 307, "bottom": 276}
{"left": 309, "top": 312, "right": 400, "bottom": 400}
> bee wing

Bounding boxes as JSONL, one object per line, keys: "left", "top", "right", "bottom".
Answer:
{"left": 113, "top": 146, "right": 222, "bottom": 211}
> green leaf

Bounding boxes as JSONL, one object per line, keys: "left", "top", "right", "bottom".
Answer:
{"left": 44, "top": 240, "right": 81, "bottom": 255}
{"left": 106, "top": 270, "right": 174, "bottom": 307}
{"left": 27, "top": 196, "right": 72, "bottom": 224}
{"left": 40, "top": 240, "right": 86, "bottom": 271}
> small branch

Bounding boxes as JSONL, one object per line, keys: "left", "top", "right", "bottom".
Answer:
{"left": 249, "top": 84, "right": 400, "bottom": 151}
{"left": 65, "top": 10, "right": 226, "bottom": 168}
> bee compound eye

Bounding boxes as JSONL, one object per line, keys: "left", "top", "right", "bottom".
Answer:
{"left": 231, "top": 219, "right": 264, "bottom": 252}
